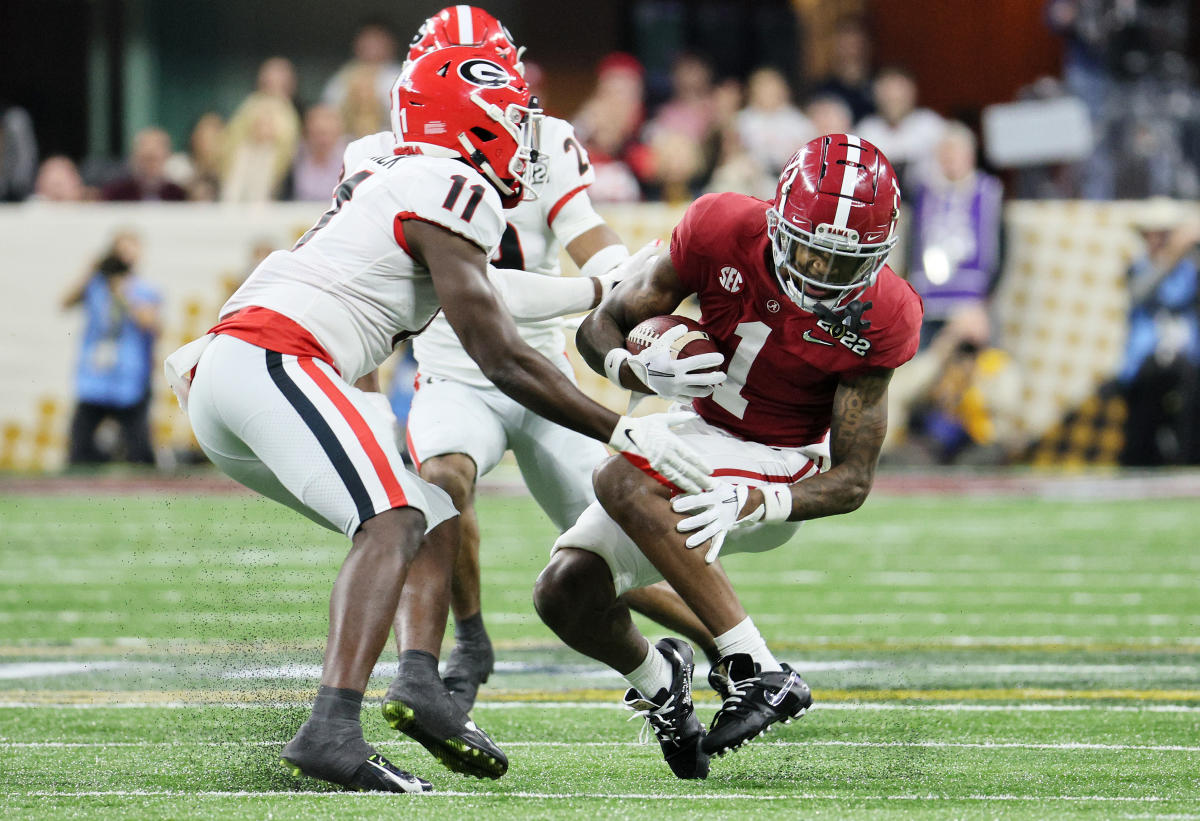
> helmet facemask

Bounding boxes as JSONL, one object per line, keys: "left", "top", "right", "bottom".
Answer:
{"left": 766, "top": 206, "right": 895, "bottom": 315}
{"left": 460, "top": 92, "right": 543, "bottom": 203}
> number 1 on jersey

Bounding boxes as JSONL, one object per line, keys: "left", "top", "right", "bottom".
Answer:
{"left": 710, "top": 321, "right": 771, "bottom": 420}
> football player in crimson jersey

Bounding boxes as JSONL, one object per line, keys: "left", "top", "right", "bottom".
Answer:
{"left": 534, "top": 134, "right": 923, "bottom": 777}
{"left": 166, "top": 47, "right": 712, "bottom": 794}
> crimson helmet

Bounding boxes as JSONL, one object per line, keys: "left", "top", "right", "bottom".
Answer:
{"left": 766, "top": 133, "right": 901, "bottom": 314}
{"left": 390, "top": 46, "right": 542, "bottom": 207}
{"left": 408, "top": 6, "right": 524, "bottom": 74}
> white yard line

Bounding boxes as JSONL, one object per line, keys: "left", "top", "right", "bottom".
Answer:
{"left": 11, "top": 789, "right": 1194, "bottom": 803}
{"left": 3, "top": 739, "right": 1198, "bottom": 752}
{"left": 4, "top": 700, "right": 1200, "bottom": 712}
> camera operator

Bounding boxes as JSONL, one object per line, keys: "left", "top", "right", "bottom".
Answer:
{"left": 61, "top": 230, "right": 162, "bottom": 466}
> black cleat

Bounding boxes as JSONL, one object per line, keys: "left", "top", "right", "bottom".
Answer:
{"left": 383, "top": 667, "right": 508, "bottom": 779}
{"left": 623, "top": 637, "right": 709, "bottom": 780}
{"left": 443, "top": 635, "right": 495, "bottom": 714}
{"left": 702, "top": 654, "right": 812, "bottom": 756}
{"left": 280, "top": 718, "right": 431, "bottom": 793}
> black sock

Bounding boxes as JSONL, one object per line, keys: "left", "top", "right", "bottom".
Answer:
{"left": 398, "top": 648, "right": 440, "bottom": 680}
{"left": 311, "top": 685, "right": 364, "bottom": 722}
{"left": 454, "top": 612, "right": 489, "bottom": 646}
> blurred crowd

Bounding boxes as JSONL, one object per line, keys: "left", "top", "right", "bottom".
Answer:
{"left": 8, "top": 5, "right": 1200, "bottom": 470}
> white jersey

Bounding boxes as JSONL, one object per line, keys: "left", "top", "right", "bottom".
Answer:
{"left": 343, "top": 117, "right": 603, "bottom": 388}
{"left": 221, "top": 152, "right": 505, "bottom": 384}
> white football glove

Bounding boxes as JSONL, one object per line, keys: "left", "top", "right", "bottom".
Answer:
{"left": 605, "top": 323, "right": 727, "bottom": 401}
{"left": 671, "top": 481, "right": 791, "bottom": 564}
{"left": 608, "top": 412, "right": 714, "bottom": 495}
{"left": 595, "top": 239, "right": 663, "bottom": 300}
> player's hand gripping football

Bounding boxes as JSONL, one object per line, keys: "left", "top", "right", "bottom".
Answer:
{"left": 622, "top": 324, "right": 727, "bottom": 401}
{"left": 671, "top": 480, "right": 791, "bottom": 563}
{"left": 608, "top": 412, "right": 714, "bottom": 495}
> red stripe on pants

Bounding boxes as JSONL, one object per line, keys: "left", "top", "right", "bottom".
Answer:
{"left": 297, "top": 358, "right": 408, "bottom": 509}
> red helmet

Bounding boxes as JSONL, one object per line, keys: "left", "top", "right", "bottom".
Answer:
{"left": 408, "top": 6, "right": 523, "bottom": 74}
{"left": 766, "top": 133, "right": 901, "bottom": 314}
{"left": 390, "top": 46, "right": 542, "bottom": 207}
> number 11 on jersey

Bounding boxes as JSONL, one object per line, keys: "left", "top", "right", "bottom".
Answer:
{"left": 709, "top": 321, "right": 771, "bottom": 420}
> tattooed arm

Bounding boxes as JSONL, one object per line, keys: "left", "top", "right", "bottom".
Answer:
{"left": 576, "top": 252, "right": 692, "bottom": 392}
{"left": 740, "top": 368, "right": 894, "bottom": 521}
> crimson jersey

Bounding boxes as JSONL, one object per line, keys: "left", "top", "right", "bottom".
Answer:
{"left": 670, "top": 192, "right": 923, "bottom": 447}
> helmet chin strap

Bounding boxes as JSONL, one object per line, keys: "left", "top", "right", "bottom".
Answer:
{"left": 811, "top": 299, "right": 873, "bottom": 334}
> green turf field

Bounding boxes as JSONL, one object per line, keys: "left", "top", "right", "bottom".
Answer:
{"left": 1, "top": 483, "right": 1198, "bottom": 819}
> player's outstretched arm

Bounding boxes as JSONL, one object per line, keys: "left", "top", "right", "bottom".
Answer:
{"left": 408, "top": 220, "right": 712, "bottom": 492}
{"left": 407, "top": 219, "right": 617, "bottom": 442}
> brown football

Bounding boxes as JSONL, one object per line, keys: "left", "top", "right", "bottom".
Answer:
{"left": 625, "top": 315, "right": 723, "bottom": 372}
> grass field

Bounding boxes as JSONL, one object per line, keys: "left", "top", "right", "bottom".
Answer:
{"left": 1, "top": 477, "right": 1198, "bottom": 819}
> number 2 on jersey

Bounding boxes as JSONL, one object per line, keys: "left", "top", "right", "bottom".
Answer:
{"left": 710, "top": 321, "right": 771, "bottom": 420}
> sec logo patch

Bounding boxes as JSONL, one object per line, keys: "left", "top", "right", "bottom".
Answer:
{"left": 719, "top": 266, "right": 743, "bottom": 293}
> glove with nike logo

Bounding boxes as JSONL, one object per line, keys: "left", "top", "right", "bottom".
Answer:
{"left": 608, "top": 412, "right": 714, "bottom": 495}
{"left": 671, "top": 480, "right": 791, "bottom": 563}
{"left": 606, "top": 323, "right": 727, "bottom": 401}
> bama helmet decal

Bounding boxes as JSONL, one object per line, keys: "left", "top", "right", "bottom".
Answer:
{"left": 458, "top": 58, "right": 512, "bottom": 88}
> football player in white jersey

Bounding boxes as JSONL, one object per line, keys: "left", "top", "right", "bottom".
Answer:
{"left": 164, "top": 46, "right": 712, "bottom": 794}
{"left": 363, "top": 5, "right": 721, "bottom": 714}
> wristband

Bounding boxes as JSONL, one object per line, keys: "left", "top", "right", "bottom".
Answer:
{"left": 604, "top": 347, "right": 633, "bottom": 387}
{"left": 760, "top": 483, "right": 792, "bottom": 522}
{"left": 579, "top": 243, "right": 630, "bottom": 279}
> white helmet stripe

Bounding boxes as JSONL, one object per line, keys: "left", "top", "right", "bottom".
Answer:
{"left": 456, "top": 5, "right": 474, "bottom": 44}
{"left": 833, "top": 133, "right": 862, "bottom": 230}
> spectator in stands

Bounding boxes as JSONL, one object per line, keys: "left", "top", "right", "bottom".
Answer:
{"left": 805, "top": 93, "right": 854, "bottom": 138}
{"left": 221, "top": 57, "right": 301, "bottom": 202}
{"left": 643, "top": 53, "right": 716, "bottom": 145}
{"left": 736, "top": 67, "right": 814, "bottom": 176}
{"left": 906, "top": 122, "right": 1005, "bottom": 349}
{"left": 339, "top": 64, "right": 390, "bottom": 138}
{"left": 165, "top": 113, "right": 225, "bottom": 202}
{"left": 706, "top": 79, "right": 774, "bottom": 199}
{"left": 884, "top": 303, "right": 1022, "bottom": 466}
{"left": 284, "top": 104, "right": 349, "bottom": 201}
{"left": 0, "top": 100, "right": 38, "bottom": 201}
{"left": 61, "top": 230, "right": 162, "bottom": 467}
{"left": 856, "top": 66, "right": 945, "bottom": 188}
{"left": 808, "top": 18, "right": 875, "bottom": 123}
{"left": 100, "top": 127, "right": 187, "bottom": 202}
{"left": 1116, "top": 199, "right": 1200, "bottom": 466}
{"left": 31, "top": 156, "right": 92, "bottom": 202}
{"left": 321, "top": 20, "right": 403, "bottom": 126}
{"left": 574, "top": 53, "right": 648, "bottom": 202}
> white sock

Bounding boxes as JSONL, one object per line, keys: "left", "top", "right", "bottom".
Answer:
{"left": 624, "top": 642, "right": 673, "bottom": 698}
{"left": 714, "top": 616, "right": 782, "bottom": 672}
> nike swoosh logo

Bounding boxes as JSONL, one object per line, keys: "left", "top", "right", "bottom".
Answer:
{"left": 802, "top": 330, "right": 833, "bottom": 346}
{"left": 765, "top": 671, "right": 799, "bottom": 706}
{"left": 623, "top": 427, "right": 639, "bottom": 449}
{"left": 362, "top": 758, "right": 425, "bottom": 792}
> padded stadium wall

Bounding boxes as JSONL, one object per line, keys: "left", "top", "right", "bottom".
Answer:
{"left": 0, "top": 200, "right": 1179, "bottom": 472}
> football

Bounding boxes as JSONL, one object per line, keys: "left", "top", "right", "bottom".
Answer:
{"left": 625, "top": 315, "right": 722, "bottom": 370}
